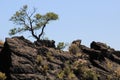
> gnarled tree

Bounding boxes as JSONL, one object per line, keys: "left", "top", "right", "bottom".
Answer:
{"left": 9, "top": 5, "right": 58, "bottom": 41}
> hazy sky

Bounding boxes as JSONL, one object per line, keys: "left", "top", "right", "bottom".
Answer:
{"left": 0, "top": 0, "right": 120, "bottom": 50}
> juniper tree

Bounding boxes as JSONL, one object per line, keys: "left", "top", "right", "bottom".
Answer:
{"left": 9, "top": 5, "right": 58, "bottom": 41}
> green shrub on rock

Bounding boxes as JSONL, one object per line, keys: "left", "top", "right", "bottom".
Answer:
{"left": 0, "top": 72, "right": 7, "bottom": 80}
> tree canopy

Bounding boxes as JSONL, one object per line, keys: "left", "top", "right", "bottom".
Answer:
{"left": 9, "top": 5, "right": 58, "bottom": 41}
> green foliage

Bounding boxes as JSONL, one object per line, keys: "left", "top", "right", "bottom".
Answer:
{"left": 57, "top": 67, "right": 76, "bottom": 80}
{"left": 83, "top": 69, "right": 98, "bottom": 80}
{"left": 9, "top": 5, "right": 58, "bottom": 41}
{"left": 46, "top": 52, "right": 54, "bottom": 61}
{"left": 0, "top": 72, "right": 7, "bottom": 80}
{"left": 107, "top": 75, "right": 113, "bottom": 80}
{"left": 36, "top": 55, "right": 43, "bottom": 64}
{"left": 57, "top": 70, "right": 64, "bottom": 79}
{"left": 74, "top": 62, "right": 99, "bottom": 80}
{"left": 57, "top": 42, "right": 65, "bottom": 50}
{"left": 57, "top": 42, "right": 68, "bottom": 50}
{"left": 57, "top": 61, "right": 76, "bottom": 80}
{"left": 46, "top": 12, "right": 58, "bottom": 20}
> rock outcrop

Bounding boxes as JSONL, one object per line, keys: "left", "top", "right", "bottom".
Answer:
{"left": 34, "top": 40, "right": 55, "bottom": 48}
{"left": 0, "top": 36, "right": 39, "bottom": 79}
{"left": 0, "top": 36, "right": 120, "bottom": 80}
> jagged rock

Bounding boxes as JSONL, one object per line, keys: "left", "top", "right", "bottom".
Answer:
{"left": 34, "top": 40, "right": 55, "bottom": 48}
{"left": 0, "top": 36, "right": 39, "bottom": 79}
{"left": 0, "top": 37, "right": 120, "bottom": 80}
{"left": 90, "top": 41, "right": 118, "bottom": 61}
{"left": 72, "top": 40, "right": 81, "bottom": 47}
{"left": 81, "top": 45, "right": 105, "bottom": 61}
{"left": 90, "top": 41, "right": 109, "bottom": 51}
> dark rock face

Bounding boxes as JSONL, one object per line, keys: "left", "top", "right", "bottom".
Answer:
{"left": 0, "top": 36, "right": 120, "bottom": 80}
{"left": 0, "top": 42, "right": 4, "bottom": 52}
{"left": 0, "top": 36, "right": 39, "bottom": 80}
{"left": 34, "top": 40, "right": 55, "bottom": 48}
{"left": 91, "top": 41, "right": 110, "bottom": 51}
{"left": 89, "top": 41, "right": 116, "bottom": 61}
{"left": 0, "top": 46, "right": 3, "bottom": 52}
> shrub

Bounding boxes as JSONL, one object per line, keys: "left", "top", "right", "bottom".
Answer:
{"left": 69, "top": 44, "right": 80, "bottom": 54}
{"left": 114, "top": 67, "right": 120, "bottom": 78}
{"left": 0, "top": 72, "right": 7, "bottom": 80}
{"left": 46, "top": 52, "right": 53, "bottom": 60}
{"left": 42, "top": 64, "right": 49, "bottom": 75}
{"left": 73, "top": 61, "right": 98, "bottom": 80}
{"left": 106, "top": 60, "right": 113, "bottom": 70}
{"left": 57, "top": 67, "right": 76, "bottom": 80}
{"left": 83, "top": 69, "right": 98, "bottom": 80}
{"left": 57, "top": 42, "right": 68, "bottom": 50}
{"left": 57, "top": 70, "right": 64, "bottom": 79}
{"left": 36, "top": 55, "right": 43, "bottom": 64}
{"left": 57, "top": 61, "right": 77, "bottom": 80}
{"left": 107, "top": 75, "right": 113, "bottom": 80}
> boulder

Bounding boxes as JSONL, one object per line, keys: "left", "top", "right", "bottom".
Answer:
{"left": 90, "top": 41, "right": 109, "bottom": 51}
{"left": 72, "top": 39, "right": 81, "bottom": 47}
{"left": 0, "top": 36, "right": 39, "bottom": 79}
{"left": 34, "top": 40, "right": 55, "bottom": 48}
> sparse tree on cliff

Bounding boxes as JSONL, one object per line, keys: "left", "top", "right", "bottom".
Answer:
{"left": 9, "top": 5, "right": 58, "bottom": 41}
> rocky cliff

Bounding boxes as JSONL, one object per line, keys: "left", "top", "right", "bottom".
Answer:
{"left": 0, "top": 36, "right": 120, "bottom": 80}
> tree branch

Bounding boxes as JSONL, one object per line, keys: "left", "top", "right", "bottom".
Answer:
{"left": 27, "top": 13, "right": 39, "bottom": 40}
{"left": 38, "top": 20, "right": 49, "bottom": 40}
{"left": 30, "top": 8, "right": 36, "bottom": 17}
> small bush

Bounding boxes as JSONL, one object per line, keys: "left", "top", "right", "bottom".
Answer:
{"left": 83, "top": 69, "right": 98, "bottom": 80}
{"left": 42, "top": 64, "right": 49, "bottom": 74}
{"left": 36, "top": 55, "right": 43, "bottom": 64}
{"left": 57, "top": 61, "right": 77, "bottom": 80}
{"left": 114, "top": 67, "right": 120, "bottom": 78}
{"left": 46, "top": 52, "right": 54, "bottom": 61}
{"left": 0, "top": 72, "right": 7, "bottom": 80}
{"left": 57, "top": 67, "right": 76, "bottom": 80}
{"left": 57, "top": 70, "right": 64, "bottom": 79}
{"left": 74, "top": 61, "right": 98, "bottom": 80}
{"left": 69, "top": 44, "right": 80, "bottom": 54}
{"left": 107, "top": 75, "right": 113, "bottom": 80}
{"left": 57, "top": 42, "right": 68, "bottom": 50}
{"left": 106, "top": 60, "right": 113, "bottom": 70}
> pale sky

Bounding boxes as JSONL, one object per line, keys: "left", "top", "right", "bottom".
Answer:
{"left": 0, "top": 0, "right": 120, "bottom": 50}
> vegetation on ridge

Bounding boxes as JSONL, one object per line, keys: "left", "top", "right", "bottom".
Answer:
{"left": 9, "top": 5, "right": 58, "bottom": 41}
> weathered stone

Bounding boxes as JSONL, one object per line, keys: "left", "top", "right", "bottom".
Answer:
{"left": 0, "top": 37, "right": 120, "bottom": 80}
{"left": 0, "top": 36, "right": 38, "bottom": 79}
{"left": 34, "top": 40, "right": 55, "bottom": 48}
{"left": 72, "top": 39, "right": 81, "bottom": 47}
{"left": 90, "top": 41, "right": 109, "bottom": 51}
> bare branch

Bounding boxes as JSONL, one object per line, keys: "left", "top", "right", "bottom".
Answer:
{"left": 30, "top": 8, "right": 36, "bottom": 17}
{"left": 27, "top": 12, "right": 39, "bottom": 40}
{"left": 38, "top": 20, "right": 49, "bottom": 39}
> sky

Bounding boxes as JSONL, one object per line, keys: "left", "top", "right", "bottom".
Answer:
{"left": 0, "top": 0, "right": 120, "bottom": 50}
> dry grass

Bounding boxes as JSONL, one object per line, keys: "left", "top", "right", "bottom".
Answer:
{"left": 69, "top": 44, "right": 80, "bottom": 54}
{"left": 0, "top": 72, "right": 7, "bottom": 80}
{"left": 114, "top": 67, "right": 120, "bottom": 77}
{"left": 106, "top": 60, "right": 113, "bottom": 70}
{"left": 0, "top": 40, "right": 4, "bottom": 46}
